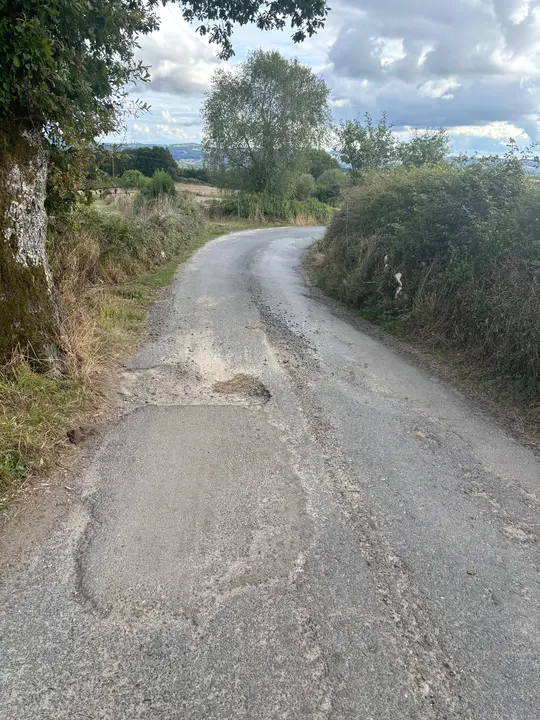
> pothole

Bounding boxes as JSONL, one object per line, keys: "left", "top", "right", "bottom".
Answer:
{"left": 213, "top": 374, "right": 272, "bottom": 401}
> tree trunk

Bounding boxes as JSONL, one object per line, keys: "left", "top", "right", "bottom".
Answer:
{"left": 0, "top": 122, "right": 60, "bottom": 367}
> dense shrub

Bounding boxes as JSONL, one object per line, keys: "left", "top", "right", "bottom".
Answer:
{"left": 314, "top": 168, "right": 348, "bottom": 205}
{"left": 49, "top": 194, "right": 204, "bottom": 285}
{"left": 312, "top": 159, "right": 540, "bottom": 381}
{"left": 177, "top": 166, "right": 211, "bottom": 183}
{"left": 218, "top": 192, "right": 334, "bottom": 224}
{"left": 295, "top": 173, "right": 316, "bottom": 200}
{"left": 120, "top": 169, "right": 148, "bottom": 189}
{"left": 139, "top": 169, "right": 176, "bottom": 199}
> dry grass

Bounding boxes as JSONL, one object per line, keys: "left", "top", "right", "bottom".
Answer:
{"left": 59, "top": 293, "right": 106, "bottom": 380}
{"left": 93, "top": 183, "right": 223, "bottom": 209}
{"left": 94, "top": 194, "right": 135, "bottom": 215}
{"left": 175, "top": 182, "right": 222, "bottom": 199}
{"left": 290, "top": 213, "right": 324, "bottom": 226}
{"left": 0, "top": 285, "right": 141, "bottom": 508}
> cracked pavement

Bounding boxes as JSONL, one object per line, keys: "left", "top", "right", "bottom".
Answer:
{"left": 1, "top": 227, "right": 539, "bottom": 719}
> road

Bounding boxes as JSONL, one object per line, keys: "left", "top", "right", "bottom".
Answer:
{"left": 1, "top": 227, "right": 539, "bottom": 719}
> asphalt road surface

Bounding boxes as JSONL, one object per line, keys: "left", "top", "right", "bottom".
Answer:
{"left": 1, "top": 227, "right": 539, "bottom": 719}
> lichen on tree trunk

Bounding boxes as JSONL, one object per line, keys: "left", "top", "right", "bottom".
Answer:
{"left": 0, "top": 122, "right": 61, "bottom": 366}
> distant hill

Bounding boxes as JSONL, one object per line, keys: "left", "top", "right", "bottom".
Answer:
{"left": 169, "top": 144, "right": 203, "bottom": 163}
{"left": 524, "top": 160, "right": 540, "bottom": 177}
{"left": 103, "top": 143, "right": 203, "bottom": 165}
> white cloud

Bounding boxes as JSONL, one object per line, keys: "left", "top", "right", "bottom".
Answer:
{"left": 161, "top": 109, "right": 178, "bottom": 123}
{"left": 135, "top": 5, "right": 222, "bottom": 97}
{"left": 325, "top": 0, "right": 540, "bottom": 140}
{"left": 132, "top": 123, "right": 152, "bottom": 136}
{"left": 449, "top": 121, "right": 530, "bottom": 139}
{"left": 419, "top": 78, "right": 461, "bottom": 100}
{"left": 330, "top": 98, "right": 352, "bottom": 108}
{"left": 510, "top": 0, "right": 534, "bottom": 23}
{"left": 155, "top": 124, "right": 189, "bottom": 140}
{"left": 379, "top": 37, "right": 406, "bottom": 67}
{"left": 108, "top": 0, "right": 540, "bottom": 151}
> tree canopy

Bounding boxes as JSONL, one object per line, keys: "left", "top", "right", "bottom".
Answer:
{"left": 314, "top": 168, "right": 347, "bottom": 204}
{"left": 0, "top": 1, "right": 329, "bottom": 365}
{"left": 100, "top": 146, "right": 179, "bottom": 179}
{"left": 336, "top": 112, "right": 396, "bottom": 182}
{"left": 0, "top": 0, "right": 157, "bottom": 142}
{"left": 306, "top": 148, "right": 341, "bottom": 179}
{"left": 397, "top": 128, "right": 450, "bottom": 168}
{"left": 1, "top": 1, "right": 329, "bottom": 142}
{"left": 295, "top": 173, "right": 316, "bottom": 200}
{"left": 182, "top": 1, "right": 328, "bottom": 59}
{"left": 202, "top": 49, "right": 330, "bottom": 196}
{"left": 336, "top": 113, "right": 450, "bottom": 181}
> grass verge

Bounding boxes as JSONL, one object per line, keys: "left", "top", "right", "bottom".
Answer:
{"left": 213, "top": 192, "right": 334, "bottom": 225}
{"left": 0, "top": 217, "right": 266, "bottom": 510}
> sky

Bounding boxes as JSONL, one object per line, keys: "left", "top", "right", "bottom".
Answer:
{"left": 106, "top": 0, "right": 540, "bottom": 154}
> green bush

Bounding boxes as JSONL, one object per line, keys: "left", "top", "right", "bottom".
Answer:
{"left": 218, "top": 192, "right": 334, "bottom": 224}
{"left": 295, "top": 173, "right": 316, "bottom": 200}
{"left": 305, "top": 149, "right": 341, "bottom": 178}
{"left": 140, "top": 169, "right": 177, "bottom": 199}
{"left": 315, "top": 168, "right": 348, "bottom": 205}
{"left": 133, "top": 169, "right": 177, "bottom": 213}
{"left": 313, "top": 159, "right": 540, "bottom": 381}
{"left": 120, "top": 169, "right": 149, "bottom": 189}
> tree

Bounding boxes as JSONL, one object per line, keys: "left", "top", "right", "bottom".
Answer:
{"left": 101, "top": 146, "right": 179, "bottom": 179}
{"left": 176, "top": 166, "right": 211, "bottom": 183}
{"left": 314, "top": 168, "right": 348, "bottom": 204}
{"left": 306, "top": 148, "right": 340, "bottom": 179}
{"left": 295, "top": 173, "right": 316, "bottom": 200}
{"left": 336, "top": 112, "right": 396, "bottom": 182}
{"left": 202, "top": 49, "right": 330, "bottom": 197}
{"left": 398, "top": 128, "right": 450, "bottom": 168}
{"left": 0, "top": 0, "right": 156, "bottom": 365}
{"left": 0, "top": 1, "right": 328, "bottom": 365}
{"left": 185, "top": 1, "right": 328, "bottom": 59}
{"left": 100, "top": 150, "right": 136, "bottom": 180}
{"left": 132, "top": 146, "right": 178, "bottom": 178}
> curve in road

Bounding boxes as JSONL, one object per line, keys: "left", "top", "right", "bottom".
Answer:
{"left": 1, "top": 227, "right": 539, "bottom": 719}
